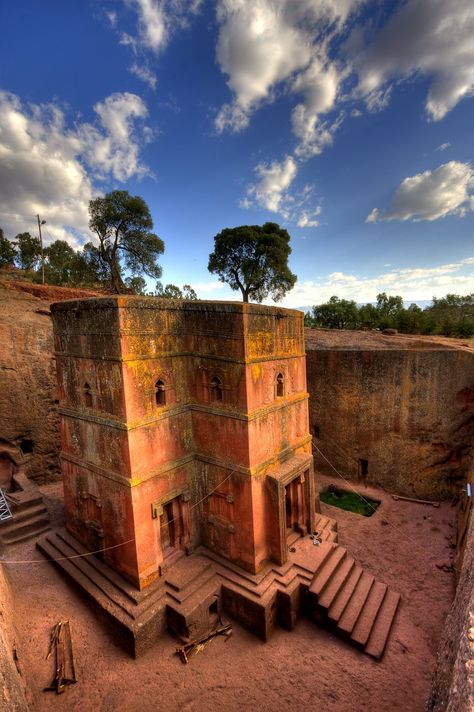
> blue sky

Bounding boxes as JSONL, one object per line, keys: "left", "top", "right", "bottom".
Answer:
{"left": 0, "top": 0, "right": 473, "bottom": 307}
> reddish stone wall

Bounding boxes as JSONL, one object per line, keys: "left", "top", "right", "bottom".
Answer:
{"left": 306, "top": 334, "right": 474, "bottom": 499}
{"left": 427, "top": 495, "right": 474, "bottom": 711}
{"left": 0, "top": 564, "right": 29, "bottom": 710}
{"left": 0, "top": 288, "right": 60, "bottom": 484}
{"left": 52, "top": 298, "right": 314, "bottom": 588}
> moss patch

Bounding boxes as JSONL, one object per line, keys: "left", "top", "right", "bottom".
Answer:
{"left": 320, "top": 486, "right": 380, "bottom": 517}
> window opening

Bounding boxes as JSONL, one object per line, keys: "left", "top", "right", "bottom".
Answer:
{"left": 20, "top": 439, "right": 34, "bottom": 454}
{"left": 359, "top": 458, "right": 368, "bottom": 482}
{"left": 155, "top": 379, "right": 166, "bottom": 406}
{"left": 84, "top": 383, "right": 93, "bottom": 408}
{"left": 210, "top": 376, "right": 223, "bottom": 402}
{"left": 276, "top": 372, "right": 284, "bottom": 397}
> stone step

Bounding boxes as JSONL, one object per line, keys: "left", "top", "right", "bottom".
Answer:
{"left": 166, "top": 567, "right": 217, "bottom": 606}
{"left": 351, "top": 580, "right": 388, "bottom": 646}
{"left": 320, "top": 529, "right": 337, "bottom": 543}
{"left": 3, "top": 521, "right": 51, "bottom": 545}
{"left": 365, "top": 590, "right": 401, "bottom": 659}
{"left": 313, "top": 513, "right": 337, "bottom": 534}
{"left": 38, "top": 535, "right": 138, "bottom": 620}
{"left": 0, "top": 513, "right": 50, "bottom": 543}
{"left": 317, "top": 557, "right": 355, "bottom": 610}
{"left": 309, "top": 546, "right": 347, "bottom": 597}
{"left": 6, "top": 494, "right": 44, "bottom": 512}
{"left": 0, "top": 503, "right": 47, "bottom": 530}
{"left": 55, "top": 529, "right": 143, "bottom": 605}
{"left": 328, "top": 565, "right": 363, "bottom": 622}
{"left": 337, "top": 572, "right": 375, "bottom": 634}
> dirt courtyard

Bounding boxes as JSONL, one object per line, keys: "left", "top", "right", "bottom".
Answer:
{"left": 2, "top": 475, "right": 456, "bottom": 712}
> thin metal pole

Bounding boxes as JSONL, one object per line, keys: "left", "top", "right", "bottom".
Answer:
{"left": 37, "top": 214, "right": 45, "bottom": 284}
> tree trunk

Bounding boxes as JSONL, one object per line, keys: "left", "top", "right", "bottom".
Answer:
{"left": 110, "top": 259, "right": 126, "bottom": 294}
{"left": 241, "top": 289, "right": 249, "bottom": 303}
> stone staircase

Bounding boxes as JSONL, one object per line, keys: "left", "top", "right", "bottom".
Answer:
{"left": 306, "top": 542, "right": 401, "bottom": 659}
{"left": 0, "top": 490, "right": 50, "bottom": 544}
{"left": 37, "top": 513, "right": 400, "bottom": 659}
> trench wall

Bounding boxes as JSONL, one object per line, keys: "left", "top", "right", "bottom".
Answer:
{"left": 0, "top": 288, "right": 60, "bottom": 484}
{"left": 306, "top": 346, "right": 474, "bottom": 499}
{"left": 0, "top": 563, "right": 29, "bottom": 710}
{"left": 427, "top": 498, "right": 474, "bottom": 711}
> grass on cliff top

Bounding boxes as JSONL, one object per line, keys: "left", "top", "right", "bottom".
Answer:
{"left": 320, "top": 486, "right": 380, "bottom": 517}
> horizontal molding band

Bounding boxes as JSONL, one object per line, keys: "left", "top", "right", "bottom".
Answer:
{"left": 60, "top": 435, "right": 312, "bottom": 488}
{"left": 54, "top": 349, "right": 306, "bottom": 364}
{"left": 58, "top": 392, "right": 309, "bottom": 430}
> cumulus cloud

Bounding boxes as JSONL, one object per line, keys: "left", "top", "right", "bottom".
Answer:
{"left": 436, "top": 142, "right": 451, "bottom": 152}
{"left": 122, "top": 0, "right": 203, "bottom": 55}
{"left": 355, "top": 0, "right": 474, "bottom": 121}
{"left": 291, "top": 59, "right": 341, "bottom": 158}
{"left": 277, "top": 257, "right": 474, "bottom": 308}
{"left": 0, "top": 91, "right": 152, "bottom": 246}
{"left": 366, "top": 161, "right": 474, "bottom": 223}
{"left": 246, "top": 156, "right": 298, "bottom": 216}
{"left": 214, "top": 0, "right": 361, "bottom": 134}
{"left": 127, "top": 0, "right": 168, "bottom": 53}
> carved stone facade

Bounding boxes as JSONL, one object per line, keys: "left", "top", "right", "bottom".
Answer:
{"left": 51, "top": 298, "right": 315, "bottom": 589}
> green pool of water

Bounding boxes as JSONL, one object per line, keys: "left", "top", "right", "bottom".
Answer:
{"left": 320, "top": 487, "right": 380, "bottom": 517}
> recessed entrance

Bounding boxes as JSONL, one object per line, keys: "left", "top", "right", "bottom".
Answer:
{"left": 159, "top": 495, "right": 188, "bottom": 559}
{"left": 284, "top": 476, "right": 306, "bottom": 541}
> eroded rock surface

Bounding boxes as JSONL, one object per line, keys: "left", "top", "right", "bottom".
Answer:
{"left": 0, "top": 287, "right": 59, "bottom": 483}
{"left": 306, "top": 329, "right": 474, "bottom": 499}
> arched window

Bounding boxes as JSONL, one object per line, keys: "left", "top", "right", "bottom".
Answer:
{"left": 84, "top": 382, "right": 93, "bottom": 408}
{"left": 276, "top": 372, "right": 284, "bottom": 397}
{"left": 155, "top": 379, "right": 166, "bottom": 406}
{"left": 210, "top": 376, "right": 223, "bottom": 402}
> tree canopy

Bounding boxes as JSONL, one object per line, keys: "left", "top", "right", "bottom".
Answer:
{"left": 0, "top": 228, "right": 16, "bottom": 267}
{"left": 14, "top": 232, "right": 41, "bottom": 270}
{"left": 89, "top": 190, "right": 164, "bottom": 293}
{"left": 305, "top": 293, "right": 474, "bottom": 338}
{"left": 154, "top": 282, "right": 198, "bottom": 299}
{"left": 208, "top": 222, "right": 296, "bottom": 303}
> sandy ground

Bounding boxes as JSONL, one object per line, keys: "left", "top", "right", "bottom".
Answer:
{"left": 2, "top": 476, "right": 456, "bottom": 712}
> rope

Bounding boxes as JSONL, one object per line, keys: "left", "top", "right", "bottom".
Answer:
{"left": 0, "top": 469, "right": 236, "bottom": 565}
{"left": 313, "top": 442, "right": 444, "bottom": 562}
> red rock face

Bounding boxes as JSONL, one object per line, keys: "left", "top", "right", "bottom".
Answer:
{"left": 306, "top": 329, "right": 474, "bottom": 499}
{"left": 51, "top": 298, "right": 315, "bottom": 589}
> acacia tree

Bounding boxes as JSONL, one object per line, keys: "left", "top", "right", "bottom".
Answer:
{"left": 208, "top": 222, "right": 296, "bottom": 303}
{"left": 89, "top": 190, "right": 164, "bottom": 293}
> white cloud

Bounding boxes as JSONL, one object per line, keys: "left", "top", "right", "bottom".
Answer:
{"left": 243, "top": 157, "right": 324, "bottom": 224}
{"left": 367, "top": 161, "right": 474, "bottom": 223}
{"left": 129, "top": 62, "right": 157, "bottom": 89}
{"left": 297, "top": 207, "right": 321, "bottom": 228}
{"left": 276, "top": 257, "right": 474, "bottom": 308}
{"left": 215, "top": 0, "right": 312, "bottom": 132}
{"left": 355, "top": 0, "right": 474, "bottom": 121}
{"left": 291, "top": 59, "right": 341, "bottom": 158}
{"left": 214, "top": 0, "right": 363, "bottom": 134}
{"left": 78, "top": 93, "right": 152, "bottom": 182}
{"left": 436, "top": 142, "right": 451, "bottom": 152}
{"left": 190, "top": 280, "right": 226, "bottom": 294}
{"left": 245, "top": 156, "right": 298, "bottom": 216}
{"left": 127, "top": 0, "right": 168, "bottom": 53}
{"left": 0, "top": 91, "right": 152, "bottom": 247}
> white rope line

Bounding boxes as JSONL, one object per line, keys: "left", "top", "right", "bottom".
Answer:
{"left": 0, "top": 470, "right": 236, "bottom": 565}
{"left": 313, "top": 443, "right": 444, "bottom": 562}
